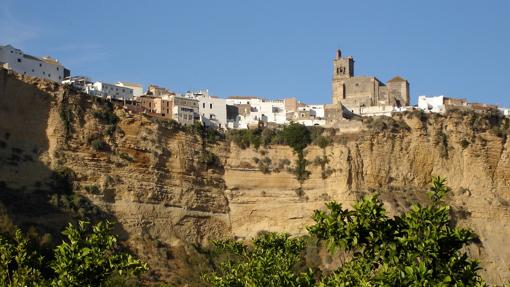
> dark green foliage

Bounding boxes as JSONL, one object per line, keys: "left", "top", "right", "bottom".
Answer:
{"left": 406, "top": 109, "right": 429, "bottom": 123}
{"left": 59, "top": 103, "right": 73, "bottom": 140}
{"left": 48, "top": 193, "right": 100, "bottom": 218}
{"left": 257, "top": 157, "right": 272, "bottom": 174}
{"left": 203, "top": 233, "right": 314, "bottom": 287}
{"left": 434, "top": 130, "right": 449, "bottom": 158}
{"left": 308, "top": 177, "right": 485, "bottom": 286}
{"left": 119, "top": 152, "right": 134, "bottom": 162}
{"left": 201, "top": 150, "right": 221, "bottom": 168}
{"left": 281, "top": 123, "right": 312, "bottom": 183}
{"left": 0, "top": 221, "right": 147, "bottom": 287}
{"left": 460, "top": 138, "right": 470, "bottom": 149}
{"left": 84, "top": 185, "right": 101, "bottom": 194}
{"left": 365, "top": 116, "right": 411, "bottom": 133}
{"left": 50, "top": 167, "right": 76, "bottom": 194}
{"left": 92, "top": 109, "right": 119, "bottom": 126}
{"left": 185, "top": 122, "right": 225, "bottom": 144}
{"left": 313, "top": 155, "right": 332, "bottom": 180}
{"left": 292, "top": 152, "right": 310, "bottom": 183}
{"left": 313, "top": 136, "right": 330, "bottom": 149}
{"left": 227, "top": 129, "right": 263, "bottom": 149}
{"left": 91, "top": 139, "right": 109, "bottom": 151}
{"left": 283, "top": 123, "right": 311, "bottom": 153}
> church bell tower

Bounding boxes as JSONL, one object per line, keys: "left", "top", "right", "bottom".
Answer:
{"left": 332, "top": 49, "right": 354, "bottom": 105}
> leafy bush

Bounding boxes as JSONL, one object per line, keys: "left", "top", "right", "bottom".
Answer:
{"left": 203, "top": 233, "right": 314, "bottom": 287}
{"left": 308, "top": 177, "right": 485, "bottom": 286}
{"left": 52, "top": 221, "right": 147, "bottom": 286}
{"left": 0, "top": 221, "right": 147, "bottom": 287}
{"left": 257, "top": 157, "right": 272, "bottom": 174}
{"left": 313, "top": 135, "right": 330, "bottom": 149}
{"left": 283, "top": 123, "right": 311, "bottom": 153}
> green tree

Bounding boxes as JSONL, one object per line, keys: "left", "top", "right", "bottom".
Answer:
{"left": 0, "top": 230, "right": 45, "bottom": 287}
{"left": 203, "top": 232, "right": 314, "bottom": 287}
{"left": 0, "top": 221, "right": 147, "bottom": 287}
{"left": 308, "top": 176, "right": 486, "bottom": 286}
{"left": 282, "top": 123, "right": 312, "bottom": 183}
{"left": 51, "top": 221, "right": 147, "bottom": 287}
{"left": 283, "top": 123, "right": 311, "bottom": 153}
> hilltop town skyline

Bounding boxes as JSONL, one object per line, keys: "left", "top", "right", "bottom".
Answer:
{"left": 1, "top": 0, "right": 509, "bottom": 107}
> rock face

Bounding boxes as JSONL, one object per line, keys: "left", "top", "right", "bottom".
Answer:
{"left": 1, "top": 70, "right": 509, "bottom": 285}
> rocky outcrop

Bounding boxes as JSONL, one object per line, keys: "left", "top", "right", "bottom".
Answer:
{"left": 0, "top": 70, "right": 509, "bottom": 285}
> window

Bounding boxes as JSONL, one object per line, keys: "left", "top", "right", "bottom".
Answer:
{"left": 203, "top": 103, "right": 205, "bottom": 108}
{"left": 31, "top": 69, "right": 34, "bottom": 72}
{"left": 210, "top": 103, "right": 212, "bottom": 109}
{"left": 48, "top": 74, "right": 51, "bottom": 77}
{"left": 17, "top": 58, "right": 21, "bottom": 63}
{"left": 43, "top": 71, "right": 45, "bottom": 75}
{"left": 59, "top": 76, "right": 61, "bottom": 80}
{"left": 56, "top": 67, "right": 59, "bottom": 71}
{"left": 39, "top": 63, "right": 42, "bottom": 67}
{"left": 10, "top": 50, "right": 13, "bottom": 53}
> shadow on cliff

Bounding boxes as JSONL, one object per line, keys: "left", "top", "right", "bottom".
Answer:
{"left": 0, "top": 69, "right": 129, "bottom": 246}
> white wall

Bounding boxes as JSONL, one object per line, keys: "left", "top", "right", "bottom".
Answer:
{"left": 418, "top": 95, "right": 445, "bottom": 113}
{"left": 226, "top": 98, "right": 287, "bottom": 127}
{"left": 116, "top": 82, "right": 144, "bottom": 97}
{"left": 499, "top": 107, "right": 510, "bottom": 117}
{"left": 93, "top": 82, "right": 134, "bottom": 100}
{"left": 198, "top": 96, "right": 228, "bottom": 129}
{"left": 308, "top": 105, "right": 325, "bottom": 118}
{"left": 0, "top": 45, "right": 67, "bottom": 82}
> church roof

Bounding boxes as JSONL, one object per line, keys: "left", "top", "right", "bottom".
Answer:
{"left": 387, "top": 76, "right": 407, "bottom": 83}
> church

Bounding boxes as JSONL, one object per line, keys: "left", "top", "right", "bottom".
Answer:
{"left": 331, "top": 50, "right": 409, "bottom": 109}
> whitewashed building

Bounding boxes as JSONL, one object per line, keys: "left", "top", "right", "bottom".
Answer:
{"left": 418, "top": 96, "right": 446, "bottom": 113}
{"left": 418, "top": 95, "right": 467, "bottom": 114}
{"left": 499, "top": 107, "right": 510, "bottom": 117}
{"left": 0, "top": 44, "right": 70, "bottom": 82}
{"left": 116, "top": 82, "right": 144, "bottom": 97}
{"left": 90, "top": 82, "right": 134, "bottom": 100}
{"left": 226, "top": 96, "right": 287, "bottom": 128}
{"left": 62, "top": 76, "right": 92, "bottom": 92}
{"left": 193, "top": 91, "right": 228, "bottom": 129}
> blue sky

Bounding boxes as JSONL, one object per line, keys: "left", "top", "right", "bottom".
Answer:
{"left": 1, "top": 0, "right": 509, "bottom": 106}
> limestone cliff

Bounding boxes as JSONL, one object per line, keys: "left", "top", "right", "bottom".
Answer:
{"left": 0, "top": 69, "right": 509, "bottom": 285}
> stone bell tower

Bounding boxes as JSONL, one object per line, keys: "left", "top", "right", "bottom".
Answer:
{"left": 332, "top": 49, "right": 354, "bottom": 105}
